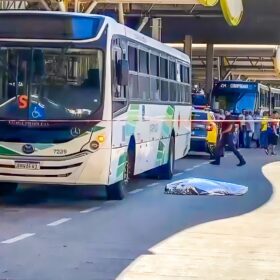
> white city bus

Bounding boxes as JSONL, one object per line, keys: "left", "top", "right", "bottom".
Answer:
{"left": 0, "top": 11, "right": 192, "bottom": 200}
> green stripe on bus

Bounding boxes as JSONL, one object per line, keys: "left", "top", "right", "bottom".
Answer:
{"left": 130, "top": 104, "right": 140, "bottom": 111}
{"left": 116, "top": 152, "right": 127, "bottom": 178}
{"left": 0, "top": 145, "right": 20, "bottom": 156}
{"left": 92, "top": 126, "right": 105, "bottom": 133}
{"left": 166, "top": 106, "right": 175, "bottom": 119}
{"left": 156, "top": 141, "right": 165, "bottom": 166}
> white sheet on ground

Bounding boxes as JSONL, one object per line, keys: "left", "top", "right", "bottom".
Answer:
{"left": 165, "top": 178, "right": 248, "bottom": 196}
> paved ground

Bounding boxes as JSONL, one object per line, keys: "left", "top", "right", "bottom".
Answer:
{"left": 0, "top": 149, "right": 278, "bottom": 280}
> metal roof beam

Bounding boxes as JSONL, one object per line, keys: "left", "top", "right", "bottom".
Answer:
{"left": 40, "top": 0, "right": 51, "bottom": 10}
{"left": 85, "top": 1, "right": 98, "bottom": 13}
{"left": 167, "top": 44, "right": 277, "bottom": 57}
{"left": 229, "top": 70, "right": 278, "bottom": 77}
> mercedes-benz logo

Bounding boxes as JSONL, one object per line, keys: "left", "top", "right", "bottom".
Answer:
{"left": 70, "top": 127, "right": 81, "bottom": 137}
{"left": 22, "top": 144, "right": 35, "bottom": 154}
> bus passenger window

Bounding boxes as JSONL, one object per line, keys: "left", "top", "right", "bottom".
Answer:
{"left": 170, "top": 82, "right": 177, "bottom": 102}
{"left": 180, "top": 65, "right": 189, "bottom": 83}
{"left": 139, "top": 50, "right": 149, "bottom": 74}
{"left": 129, "top": 74, "right": 139, "bottom": 99}
{"left": 161, "top": 80, "right": 169, "bottom": 101}
{"left": 169, "top": 61, "right": 176, "bottom": 81}
{"left": 150, "top": 78, "right": 160, "bottom": 101}
{"left": 128, "top": 46, "right": 138, "bottom": 72}
{"left": 139, "top": 76, "right": 150, "bottom": 100}
{"left": 185, "top": 84, "right": 191, "bottom": 103}
{"left": 160, "top": 58, "right": 168, "bottom": 79}
{"left": 150, "top": 54, "right": 159, "bottom": 76}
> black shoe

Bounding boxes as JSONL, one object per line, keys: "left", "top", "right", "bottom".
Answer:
{"left": 210, "top": 161, "right": 220, "bottom": 166}
{"left": 237, "top": 161, "right": 246, "bottom": 167}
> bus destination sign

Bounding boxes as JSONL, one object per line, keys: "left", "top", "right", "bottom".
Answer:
{"left": 219, "top": 83, "right": 253, "bottom": 90}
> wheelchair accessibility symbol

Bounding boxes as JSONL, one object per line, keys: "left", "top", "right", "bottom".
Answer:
{"left": 32, "top": 107, "right": 42, "bottom": 119}
{"left": 30, "top": 104, "right": 45, "bottom": 120}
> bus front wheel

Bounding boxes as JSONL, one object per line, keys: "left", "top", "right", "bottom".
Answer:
{"left": 106, "top": 181, "right": 125, "bottom": 200}
{"left": 0, "top": 183, "right": 18, "bottom": 196}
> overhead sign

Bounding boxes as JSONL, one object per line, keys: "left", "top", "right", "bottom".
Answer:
{"left": 220, "top": 0, "right": 244, "bottom": 26}
{"left": 197, "top": 0, "right": 218, "bottom": 6}
{"left": 219, "top": 83, "right": 250, "bottom": 89}
{"left": 218, "top": 82, "right": 256, "bottom": 91}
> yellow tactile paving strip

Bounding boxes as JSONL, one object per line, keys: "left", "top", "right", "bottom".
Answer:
{"left": 118, "top": 162, "right": 280, "bottom": 280}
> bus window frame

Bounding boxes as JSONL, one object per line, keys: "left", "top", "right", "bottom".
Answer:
{"left": 117, "top": 36, "right": 191, "bottom": 107}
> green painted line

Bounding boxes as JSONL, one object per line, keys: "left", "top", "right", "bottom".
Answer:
{"left": 156, "top": 141, "right": 166, "bottom": 165}
{"left": 130, "top": 104, "right": 140, "bottom": 110}
{"left": 116, "top": 152, "right": 127, "bottom": 178}
{"left": 33, "top": 144, "right": 54, "bottom": 150}
{"left": 0, "top": 145, "right": 20, "bottom": 156}
{"left": 118, "top": 152, "right": 127, "bottom": 166}
{"left": 117, "top": 162, "right": 126, "bottom": 178}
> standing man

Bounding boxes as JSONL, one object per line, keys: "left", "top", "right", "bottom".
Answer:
{"left": 260, "top": 111, "right": 269, "bottom": 150}
{"left": 266, "top": 111, "right": 279, "bottom": 155}
{"left": 211, "top": 111, "right": 246, "bottom": 166}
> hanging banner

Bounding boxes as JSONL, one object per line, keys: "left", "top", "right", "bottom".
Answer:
{"left": 197, "top": 0, "right": 218, "bottom": 6}
{"left": 220, "top": 0, "right": 244, "bottom": 26}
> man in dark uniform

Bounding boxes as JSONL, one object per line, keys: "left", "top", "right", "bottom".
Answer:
{"left": 211, "top": 111, "right": 246, "bottom": 166}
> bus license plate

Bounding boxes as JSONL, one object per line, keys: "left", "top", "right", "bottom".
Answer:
{"left": 15, "top": 161, "right": 40, "bottom": 170}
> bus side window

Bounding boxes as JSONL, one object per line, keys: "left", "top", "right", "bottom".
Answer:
{"left": 112, "top": 45, "right": 127, "bottom": 113}
{"left": 150, "top": 54, "right": 160, "bottom": 101}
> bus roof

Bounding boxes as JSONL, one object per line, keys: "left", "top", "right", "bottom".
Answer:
{"left": 0, "top": 11, "right": 190, "bottom": 64}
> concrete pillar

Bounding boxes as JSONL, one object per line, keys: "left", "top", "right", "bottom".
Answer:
{"left": 206, "top": 43, "right": 214, "bottom": 102}
{"left": 118, "top": 3, "right": 125, "bottom": 25}
{"left": 220, "top": 56, "right": 227, "bottom": 80}
{"left": 151, "top": 18, "right": 162, "bottom": 42}
{"left": 217, "top": 57, "right": 221, "bottom": 80}
{"left": 184, "top": 35, "right": 192, "bottom": 60}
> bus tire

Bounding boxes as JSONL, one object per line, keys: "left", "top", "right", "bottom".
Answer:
{"left": 0, "top": 182, "right": 18, "bottom": 196}
{"left": 106, "top": 181, "right": 125, "bottom": 200}
{"left": 157, "top": 137, "right": 175, "bottom": 180}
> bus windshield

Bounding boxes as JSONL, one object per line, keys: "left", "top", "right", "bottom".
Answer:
{"left": 212, "top": 82, "right": 257, "bottom": 114}
{"left": 0, "top": 48, "right": 103, "bottom": 121}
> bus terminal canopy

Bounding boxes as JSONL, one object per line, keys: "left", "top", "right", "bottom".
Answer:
{"left": 81, "top": 0, "right": 243, "bottom": 26}
{"left": 18, "top": 0, "right": 243, "bottom": 27}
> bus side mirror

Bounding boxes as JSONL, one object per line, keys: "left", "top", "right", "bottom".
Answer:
{"left": 117, "top": 59, "right": 129, "bottom": 86}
